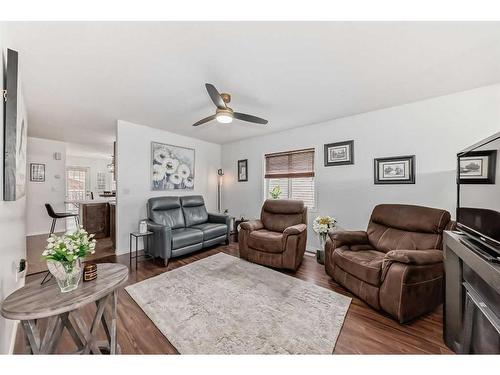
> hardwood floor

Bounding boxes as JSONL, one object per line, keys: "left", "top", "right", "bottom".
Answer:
{"left": 14, "top": 242, "right": 453, "bottom": 354}
{"left": 26, "top": 233, "right": 115, "bottom": 275}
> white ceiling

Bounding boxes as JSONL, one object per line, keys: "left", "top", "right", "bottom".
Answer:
{"left": 3, "top": 22, "right": 500, "bottom": 155}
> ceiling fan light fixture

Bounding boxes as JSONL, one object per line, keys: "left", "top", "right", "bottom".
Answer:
{"left": 216, "top": 109, "right": 233, "bottom": 123}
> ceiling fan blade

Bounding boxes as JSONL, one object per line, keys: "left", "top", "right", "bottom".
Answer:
{"left": 234, "top": 112, "right": 268, "bottom": 125}
{"left": 205, "top": 83, "right": 227, "bottom": 109}
{"left": 192, "top": 114, "right": 216, "bottom": 126}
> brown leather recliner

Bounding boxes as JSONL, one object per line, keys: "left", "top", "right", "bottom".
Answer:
{"left": 325, "top": 204, "right": 455, "bottom": 323}
{"left": 239, "top": 199, "right": 307, "bottom": 271}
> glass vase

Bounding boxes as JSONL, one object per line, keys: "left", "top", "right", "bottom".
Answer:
{"left": 316, "top": 233, "right": 327, "bottom": 265}
{"left": 47, "top": 259, "right": 83, "bottom": 293}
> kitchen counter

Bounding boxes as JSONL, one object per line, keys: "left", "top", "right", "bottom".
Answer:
{"left": 68, "top": 200, "right": 115, "bottom": 242}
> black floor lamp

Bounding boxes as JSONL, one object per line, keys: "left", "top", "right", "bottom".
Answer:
{"left": 217, "top": 168, "right": 224, "bottom": 212}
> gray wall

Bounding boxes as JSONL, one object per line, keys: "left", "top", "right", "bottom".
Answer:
{"left": 221, "top": 84, "right": 500, "bottom": 250}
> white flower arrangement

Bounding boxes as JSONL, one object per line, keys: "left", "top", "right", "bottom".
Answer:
{"left": 313, "top": 216, "right": 337, "bottom": 235}
{"left": 42, "top": 227, "right": 96, "bottom": 264}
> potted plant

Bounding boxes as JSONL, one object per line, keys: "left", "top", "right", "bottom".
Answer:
{"left": 313, "top": 216, "right": 337, "bottom": 264}
{"left": 270, "top": 186, "right": 281, "bottom": 199}
{"left": 42, "top": 227, "right": 96, "bottom": 292}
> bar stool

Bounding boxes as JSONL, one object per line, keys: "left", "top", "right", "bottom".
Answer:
{"left": 45, "top": 203, "right": 80, "bottom": 237}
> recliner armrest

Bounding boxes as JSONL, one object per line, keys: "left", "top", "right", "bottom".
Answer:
{"left": 384, "top": 249, "right": 443, "bottom": 266}
{"left": 328, "top": 230, "right": 369, "bottom": 248}
{"left": 240, "top": 220, "right": 264, "bottom": 232}
{"left": 283, "top": 223, "right": 307, "bottom": 235}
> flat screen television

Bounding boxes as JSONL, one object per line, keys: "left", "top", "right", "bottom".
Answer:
{"left": 457, "top": 131, "right": 500, "bottom": 260}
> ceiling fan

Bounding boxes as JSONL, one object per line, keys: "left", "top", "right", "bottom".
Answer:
{"left": 192, "top": 83, "right": 268, "bottom": 127}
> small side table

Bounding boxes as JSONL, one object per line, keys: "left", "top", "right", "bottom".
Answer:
{"left": 231, "top": 218, "right": 249, "bottom": 242}
{"left": 1, "top": 263, "right": 128, "bottom": 354}
{"left": 129, "top": 231, "right": 153, "bottom": 269}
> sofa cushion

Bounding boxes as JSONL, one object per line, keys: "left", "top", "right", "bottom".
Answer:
{"left": 148, "top": 196, "right": 185, "bottom": 229}
{"left": 248, "top": 229, "right": 284, "bottom": 253}
{"left": 171, "top": 228, "right": 203, "bottom": 250}
{"left": 333, "top": 247, "right": 385, "bottom": 286}
{"left": 190, "top": 222, "right": 227, "bottom": 241}
{"left": 181, "top": 195, "right": 209, "bottom": 227}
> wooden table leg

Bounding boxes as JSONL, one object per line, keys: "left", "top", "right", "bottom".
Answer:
{"left": 72, "top": 295, "right": 110, "bottom": 354}
{"left": 23, "top": 324, "right": 33, "bottom": 354}
{"left": 110, "top": 290, "right": 118, "bottom": 354}
{"left": 99, "top": 290, "right": 119, "bottom": 354}
{"left": 21, "top": 320, "right": 41, "bottom": 354}
{"left": 61, "top": 312, "right": 85, "bottom": 351}
{"left": 39, "top": 315, "right": 61, "bottom": 353}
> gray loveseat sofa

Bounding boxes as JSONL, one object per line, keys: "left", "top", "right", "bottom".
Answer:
{"left": 146, "top": 195, "right": 230, "bottom": 266}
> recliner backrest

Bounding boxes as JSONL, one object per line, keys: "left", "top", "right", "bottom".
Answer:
{"left": 261, "top": 199, "right": 307, "bottom": 233}
{"left": 147, "top": 196, "right": 185, "bottom": 229}
{"left": 181, "top": 195, "right": 208, "bottom": 227}
{"left": 367, "top": 204, "right": 452, "bottom": 253}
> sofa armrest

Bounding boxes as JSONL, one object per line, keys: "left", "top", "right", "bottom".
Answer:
{"left": 240, "top": 220, "right": 264, "bottom": 232}
{"left": 283, "top": 223, "right": 307, "bottom": 235}
{"left": 384, "top": 249, "right": 443, "bottom": 266}
{"left": 328, "top": 230, "right": 369, "bottom": 248}
{"left": 147, "top": 220, "right": 173, "bottom": 260}
{"left": 208, "top": 212, "right": 231, "bottom": 241}
{"left": 208, "top": 212, "right": 230, "bottom": 225}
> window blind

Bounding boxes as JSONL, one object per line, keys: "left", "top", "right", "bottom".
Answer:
{"left": 265, "top": 148, "right": 315, "bottom": 178}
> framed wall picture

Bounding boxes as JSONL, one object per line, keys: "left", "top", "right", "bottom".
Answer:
{"left": 3, "top": 49, "right": 27, "bottom": 200}
{"left": 30, "top": 163, "right": 45, "bottom": 182}
{"left": 238, "top": 159, "right": 248, "bottom": 182}
{"left": 374, "top": 155, "right": 415, "bottom": 184}
{"left": 151, "top": 141, "right": 195, "bottom": 190}
{"left": 458, "top": 150, "right": 497, "bottom": 184}
{"left": 96, "top": 172, "right": 106, "bottom": 189}
{"left": 324, "top": 140, "right": 354, "bottom": 166}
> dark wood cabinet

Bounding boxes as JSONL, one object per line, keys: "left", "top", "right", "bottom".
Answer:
{"left": 81, "top": 203, "right": 110, "bottom": 239}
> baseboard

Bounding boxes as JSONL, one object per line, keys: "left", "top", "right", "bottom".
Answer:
{"left": 8, "top": 321, "right": 19, "bottom": 354}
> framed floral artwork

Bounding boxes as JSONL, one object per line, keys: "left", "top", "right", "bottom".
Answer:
{"left": 151, "top": 142, "right": 195, "bottom": 190}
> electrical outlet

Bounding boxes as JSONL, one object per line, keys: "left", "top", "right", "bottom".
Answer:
{"left": 15, "top": 259, "right": 27, "bottom": 283}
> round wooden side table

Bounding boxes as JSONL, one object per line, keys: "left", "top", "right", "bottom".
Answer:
{"left": 1, "top": 263, "right": 128, "bottom": 354}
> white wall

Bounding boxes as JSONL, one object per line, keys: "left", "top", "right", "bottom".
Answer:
{"left": 66, "top": 155, "right": 114, "bottom": 194}
{"left": 221, "top": 84, "right": 500, "bottom": 250}
{"left": 0, "top": 36, "right": 27, "bottom": 354}
{"left": 116, "top": 120, "right": 221, "bottom": 254}
{"left": 26, "top": 137, "right": 67, "bottom": 236}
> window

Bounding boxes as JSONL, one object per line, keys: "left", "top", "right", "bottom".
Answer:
{"left": 264, "top": 148, "right": 315, "bottom": 208}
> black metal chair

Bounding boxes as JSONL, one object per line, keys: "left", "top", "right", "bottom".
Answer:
{"left": 45, "top": 203, "right": 80, "bottom": 237}
{"left": 41, "top": 204, "right": 80, "bottom": 285}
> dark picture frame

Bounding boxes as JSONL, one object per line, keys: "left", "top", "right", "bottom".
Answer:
{"left": 374, "top": 155, "right": 415, "bottom": 184}
{"left": 30, "top": 163, "right": 46, "bottom": 182}
{"left": 3, "top": 48, "right": 27, "bottom": 201}
{"left": 324, "top": 140, "right": 354, "bottom": 166}
{"left": 458, "top": 150, "right": 497, "bottom": 184}
{"left": 238, "top": 159, "right": 248, "bottom": 182}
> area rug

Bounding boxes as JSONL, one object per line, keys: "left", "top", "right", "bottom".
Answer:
{"left": 125, "top": 253, "right": 351, "bottom": 354}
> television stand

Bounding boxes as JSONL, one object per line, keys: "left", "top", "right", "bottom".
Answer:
{"left": 443, "top": 231, "right": 500, "bottom": 353}
{"left": 458, "top": 235, "right": 500, "bottom": 263}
